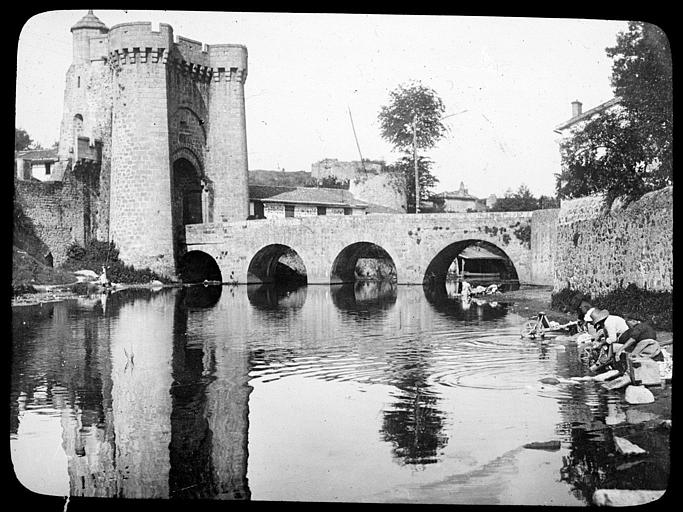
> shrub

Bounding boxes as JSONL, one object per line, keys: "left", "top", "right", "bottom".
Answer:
{"left": 60, "top": 240, "right": 171, "bottom": 284}
{"left": 551, "top": 284, "right": 671, "bottom": 330}
{"left": 12, "top": 283, "right": 37, "bottom": 296}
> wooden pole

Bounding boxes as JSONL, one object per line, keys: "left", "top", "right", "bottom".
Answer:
{"left": 413, "top": 113, "right": 419, "bottom": 213}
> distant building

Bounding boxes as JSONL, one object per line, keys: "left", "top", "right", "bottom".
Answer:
{"left": 439, "top": 182, "right": 480, "bottom": 212}
{"left": 311, "top": 158, "right": 385, "bottom": 181}
{"left": 248, "top": 185, "right": 369, "bottom": 219}
{"left": 15, "top": 148, "right": 60, "bottom": 181}
{"left": 486, "top": 194, "right": 498, "bottom": 209}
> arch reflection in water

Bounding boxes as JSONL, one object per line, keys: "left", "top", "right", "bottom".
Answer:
{"left": 330, "top": 281, "right": 397, "bottom": 315}
{"left": 178, "top": 284, "right": 223, "bottom": 310}
{"left": 247, "top": 283, "right": 307, "bottom": 310}
{"left": 423, "top": 283, "right": 509, "bottom": 322}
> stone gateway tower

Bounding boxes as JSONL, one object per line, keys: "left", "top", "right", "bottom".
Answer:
{"left": 58, "top": 11, "right": 249, "bottom": 278}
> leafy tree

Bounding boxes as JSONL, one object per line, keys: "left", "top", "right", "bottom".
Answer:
{"left": 15, "top": 128, "right": 33, "bottom": 151}
{"left": 387, "top": 156, "right": 439, "bottom": 213}
{"left": 489, "top": 185, "right": 559, "bottom": 212}
{"left": 378, "top": 81, "right": 447, "bottom": 212}
{"left": 556, "top": 22, "right": 672, "bottom": 207}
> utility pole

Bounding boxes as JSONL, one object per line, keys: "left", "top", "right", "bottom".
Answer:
{"left": 413, "top": 113, "right": 419, "bottom": 214}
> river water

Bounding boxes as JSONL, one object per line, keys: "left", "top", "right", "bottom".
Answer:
{"left": 10, "top": 283, "right": 670, "bottom": 505}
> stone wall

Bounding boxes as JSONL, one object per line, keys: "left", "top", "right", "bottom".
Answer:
{"left": 553, "top": 187, "right": 672, "bottom": 295}
{"left": 530, "top": 208, "right": 559, "bottom": 285}
{"left": 108, "top": 23, "right": 175, "bottom": 277}
{"left": 14, "top": 174, "right": 87, "bottom": 266}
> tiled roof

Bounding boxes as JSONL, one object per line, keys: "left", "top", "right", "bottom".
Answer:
{"left": 554, "top": 97, "right": 621, "bottom": 132}
{"left": 16, "top": 148, "right": 59, "bottom": 161}
{"left": 441, "top": 190, "right": 477, "bottom": 200}
{"left": 249, "top": 185, "right": 367, "bottom": 208}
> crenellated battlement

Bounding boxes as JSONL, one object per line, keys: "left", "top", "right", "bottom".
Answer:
{"left": 56, "top": 11, "right": 250, "bottom": 277}
{"left": 108, "top": 46, "right": 170, "bottom": 69}
{"left": 104, "top": 25, "right": 246, "bottom": 82}
{"left": 174, "top": 36, "right": 210, "bottom": 67}
{"left": 208, "top": 44, "right": 248, "bottom": 83}
{"left": 107, "top": 22, "right": 173, "bottom": 61}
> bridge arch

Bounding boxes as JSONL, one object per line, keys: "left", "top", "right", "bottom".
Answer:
{"left": 330, "top": 241, "right": 397, "bottom": 284}
{"left": 177, "top": 250, "right": 222, "bottom": 283}
{"left": 423, "top": 239, "right": 519, "bottom": 291}
{"left": 247, "top": 244, "right": 307, "bottom": 285}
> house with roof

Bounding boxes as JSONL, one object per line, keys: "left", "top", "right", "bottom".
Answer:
{"left": 15, "top": 137, "right": 102, "bottom": 182}
{"left": 248, "top": 185, "right": 370, "bottom": 219}
{"left": 553, "top": 98, "right": 621, "bottom": 136}
{"left": 438, "top": 182, "right": 485, "bottom": 212}
{"left": 15, "top": 148, "right": 60, "bottom": 181}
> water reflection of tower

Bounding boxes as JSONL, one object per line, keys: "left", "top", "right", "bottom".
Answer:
{"left": 51, "top": 301, "right": 117, "bottom": 497}
{"left": 174, "top": 286, "right": 252, "bottom": 499}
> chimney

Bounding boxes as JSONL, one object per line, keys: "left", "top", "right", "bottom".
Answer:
{"left": 571, "top": 100, "right": 583, "bottom": 118}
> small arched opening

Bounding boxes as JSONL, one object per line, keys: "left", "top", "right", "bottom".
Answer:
{"left": 177, "top": 250, "right": 222, "bottom": 284}
{"left": 330, "top": 242, "right": 397, "bottom": 284}
{"left": 423, "top": 239, "right": 519, "bottom": 296}
{"left": 247, "top": 244, "right": 307, "bottom": 286}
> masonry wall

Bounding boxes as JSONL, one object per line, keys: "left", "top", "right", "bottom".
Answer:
{"left": 108, "top": 23, "right": 175, "bottom": 277}
{"left": 14, "top": 175, "right": 87, "bottom": 265}
{"left": 530, "top": 208, "right": 559, "bottom": 285}
{"left": 206, "top": 45, "right": 249, "bottom": 223}
{"left": 553, "top": 186, "right": 673, "bottom": 295}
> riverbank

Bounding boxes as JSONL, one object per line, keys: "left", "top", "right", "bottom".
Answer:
{"left": 500, "top": 285, "right": 673, "bottom": 348}
{"left": 11, "top": 281, "right": 182, "bottom": 307}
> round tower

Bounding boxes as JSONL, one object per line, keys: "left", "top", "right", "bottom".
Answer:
{"left": 58, "top": 11, "right": 110, "bottom": 163}
{"left": 107, "top": 22, "right": 176, "bottom": 277}
{"left": 206, "top": 45, "right": 249, "bottom": 222}
{"left": 70, "top": 10, "right": 109, "bottom": 65}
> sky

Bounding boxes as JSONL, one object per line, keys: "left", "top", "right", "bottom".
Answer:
{"left": 15, "top": 10, "right": 629, "bottom": 198}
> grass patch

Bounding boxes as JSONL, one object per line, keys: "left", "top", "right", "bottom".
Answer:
{"left": 12, "top": 248, "right": 77, "bottom": 295}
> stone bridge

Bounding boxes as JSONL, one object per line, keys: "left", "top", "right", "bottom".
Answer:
{"left": 183, "top": 211, "right": 539, "bottom": 286}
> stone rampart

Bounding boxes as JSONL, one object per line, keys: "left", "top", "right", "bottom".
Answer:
{"left": 553, "top": 186, "right": 672, "bottom": 295}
